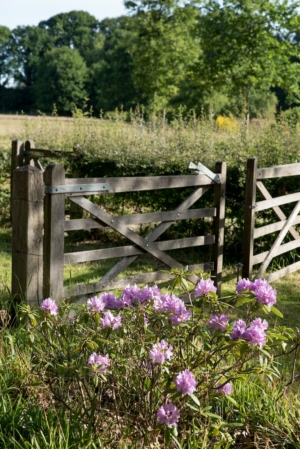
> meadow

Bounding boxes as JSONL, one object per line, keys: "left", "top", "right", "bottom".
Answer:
{"left": 1, "top": 111, "right": 300, "bottom": 448}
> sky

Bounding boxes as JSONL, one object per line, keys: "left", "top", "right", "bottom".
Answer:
{"left": 1, "top": 0, "right": 128, "bottom": 29}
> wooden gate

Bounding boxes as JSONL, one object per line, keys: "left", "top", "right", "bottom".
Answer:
{"left": 242, "top": 158, "right": 300, "bottom": 282}
{"left": 11, "top": 146, "right": 226, "bottom": 305}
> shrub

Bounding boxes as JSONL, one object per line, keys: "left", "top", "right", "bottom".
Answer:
{"left": 17, "top": 270, "right": 298, "bottom": 447}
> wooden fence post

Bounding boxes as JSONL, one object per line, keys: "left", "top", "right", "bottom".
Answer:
{"left": 24, "top": 140, "right": 36, "bottom": 167}
{"left": 212, "top": 161, "right": 226, "bottom": 296}
{"left": 43, "top": 164, "right": 65, "bottom": 302}
{"left": 242, "top": 158, "right": 257, "bottom": 279}
{"left": 11, "top": 165, "right": 44, "bottom": 307}
{"left": 10, "top": 140, "right": 25, "bottom": 221}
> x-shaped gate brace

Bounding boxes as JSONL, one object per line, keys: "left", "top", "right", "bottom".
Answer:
{"left": 68, "top": 184, "right": 212, "bottom": 287}
{"left": 255, "top": 180, "right": 300, "bottom": 278}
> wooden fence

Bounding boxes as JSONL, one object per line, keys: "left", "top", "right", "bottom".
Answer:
{"left": 11, "top": 140, "right": 226, "bottom": 305}
{"left": 242, "top": 157, "right": 300, "bottom": 282}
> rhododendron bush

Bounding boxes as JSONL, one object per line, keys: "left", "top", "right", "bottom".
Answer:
{"left": 20, "top": 270, "right": 297, "bottom": 447}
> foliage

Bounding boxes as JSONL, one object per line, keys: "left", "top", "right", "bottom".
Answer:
{"left": 196, "top": 0, "right": 300, "bottom": 120}
{"left": 4, "top": 272, "right": 298, "bottom": 447}
{"left": 34, "top": 47, "right": 88, "bottom": 114}
{"left": 125, "top": 0, "right": 199, "bottom": 112}
{"left": 38, "top": 10, "right": 101, "bottom": 60}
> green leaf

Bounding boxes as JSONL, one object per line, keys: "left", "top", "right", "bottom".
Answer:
{"left": 235, "top": 297, "right": 255, "bottom": 307}
{"left": 225, "top": 395, "right": 239, "bottom": 407}
{"left": 190, "top": 393, "right": 200, "bottom": 407}
{"left": 271, "top": 306, "right": 283, "bottom": 318}
{"left": 144, "top": 377, "right": 151, "bottom": 391}
{"left": 201, "top": 412, "right": 222, "bottom": 420}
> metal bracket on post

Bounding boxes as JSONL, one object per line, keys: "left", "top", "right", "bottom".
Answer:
{"left": 44, "top": 183, "right": 110, "bottom": 194}
{"left": 189, "top": 162, "right": 220, "bottom": 184}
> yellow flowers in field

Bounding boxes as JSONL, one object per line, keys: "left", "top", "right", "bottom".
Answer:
{"left": 216, "top": 115, "right": 237, "bottom": 132}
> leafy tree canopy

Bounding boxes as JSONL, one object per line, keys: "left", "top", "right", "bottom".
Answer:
{"left": 196, "top": 0, "right": 300, "bottom": 118}
{"left": 39, "top": 11, "right": 100, "bottom": 60}
{"left": 34, "top": 46, "right": 88, "bottom": 114}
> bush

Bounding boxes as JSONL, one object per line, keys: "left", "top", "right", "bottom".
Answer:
{"left": 13, "top": 271, "right": 298, "bottom": 448}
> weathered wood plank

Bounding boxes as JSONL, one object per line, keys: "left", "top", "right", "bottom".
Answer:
{"left": 10, "top": 140, "right": 24, "bottom": 221}
{"left": 64, "top": 207, "right": 216, "bottom": 231}
{"left": 255, "top": 191, "right": 300, "bottom": 212}
{"left": 255, "top": 199, "right": 300, "bottom": 278}
{"left": 70, "top": 185, "right": 210, "bottom": 286}
{"left": 43, "top": 164, "right": 66, "bottom": 302}
{"left": 257, "top": 163, "right": 300, "bottom": 180}
{"left": 64, "top": 235, "right": 215, "bottom": 264}
{"left": 65, "top": 174, "right": 214, "bottom": 193}
{"left": 264, "top": 261, "right": 300, "bottom": 283}
{"left": 253, "top": 238, "right": 300, "bottom": 265}
{"left": 12, "top": 166, "right": 44, "bottom": 306}
{"left": 65, "top": 218, "right": 105, "bottom": 231}
{"left": 212, "top": 162, "right": 226, "bottom": 295}
{"left": 94, "top": 186, "right": 211, "bottom": 287}
{"left": 242, "top": 158, "right": 257, "bottom": 279}
{"left": 69, "top": 196, "right": 201, "bottom": 284}
{"left": 24, "top": 141, "right": 36, "bottom": 167}
{"left": 64, "top": 262, "right": 213, "bottom": 298}
{"left": 254, "top": 216, "right": 300, "bottom": 239}
{"left": 25, "top": 148, "right": 73, "bottom": 158}
{"left": 256, "top": 180, "right": 300, "bottom": 240}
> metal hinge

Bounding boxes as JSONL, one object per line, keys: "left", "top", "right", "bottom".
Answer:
{"left": 44, "top": 183, "right": 110, "bottom": 194}
{"left": 189, "top": 162, "right": 220, "bottom": 184}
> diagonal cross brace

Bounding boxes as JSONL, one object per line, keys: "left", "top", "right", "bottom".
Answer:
{"left": 70, "top": 186, "right": 211, "bottom": 285}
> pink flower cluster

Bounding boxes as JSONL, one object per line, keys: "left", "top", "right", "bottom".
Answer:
{"left": 40, "top": 298, "right": 58, "bottom": 316}
{"left": 87, "top": 352, "right": 110, "bottom": 374}
{"left": 174, "top": 369, "right": 197, "bottom": 396}
{"left": 157, "top": 403, "right": 180, "bottom": 427}
{"left": 236, "top": 278, "right": 276, "bottom": 306}
{"left": 149, "top": 340, "right": 173, "bottom": 364}
{"left": 217, "top": 382, "right": 233, "bottom": 395}
{"left": 231, "top": 317, "right": 268, "bottom": 348}
{"left": 153, "top": 293, "right": 192, "bottom": 325}
{"left": 195, "top": 278, "right": 217, "bottom": 297}
{"left": 209, "top": 314, "right": 228, "bottom": 331}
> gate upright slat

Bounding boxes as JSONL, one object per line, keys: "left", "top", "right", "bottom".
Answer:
{"left": 43, "top": 164, "right": 66, "bottom": 302}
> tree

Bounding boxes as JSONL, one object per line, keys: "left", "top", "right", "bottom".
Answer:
{"left": 39, "top": 11, "right": 100, "bottom": 61}
{"left": 35, "top": 46, "right": 88, "bottom": 114}
{"left": 125, "top": 0, "right": 200, "bottom": 112}
{"left": 196, "top": 0, "right": 300, "bottom": 121}
{"left": 0, "top": 25, "right": 12, "bottom": 87}
{"left": 9, "top": 25, "right": 53, "bottom": 88}
{"left": 88, "top": 16, "right": 139, "bottom": 111}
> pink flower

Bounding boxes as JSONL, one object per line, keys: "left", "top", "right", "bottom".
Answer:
{"left": 231, "top": 319, "right": 247, "bottom": 340}
{"left": 209, "top": 314, "right": 228, "bottom": 331}
{"left": 87, "top": 352, "right": 110, "bottom": 374}
{"left": 40, "top": 298, "right": 58, "bottom": 316}
{"left": 236, "top": 278, "right": 252, "bottom": 293}
{"left": 195, "top": 278, "right": 217, "bottom": 297}
{"left": 149, "top": 340, "right": 173, "bottom": 364}
{"left": 87, "top": 296, "right": 105, "bottom": 313}
{"left": 254, "top": 284, "right": 277, "bottom": 306}
{"left": 174, "top": 369, "right": 197, "bottom": 396}
{"left": 100, "top": 311, "right": 122, "bottom": 330}
{"left": 217, "top": 382, "right": 233, "bottom": 395}
{"left": 243, "top": 318, "right": 268, "bottom": 348}
{"left": 157, "top": 403, "right": 180, "bottom": 427}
